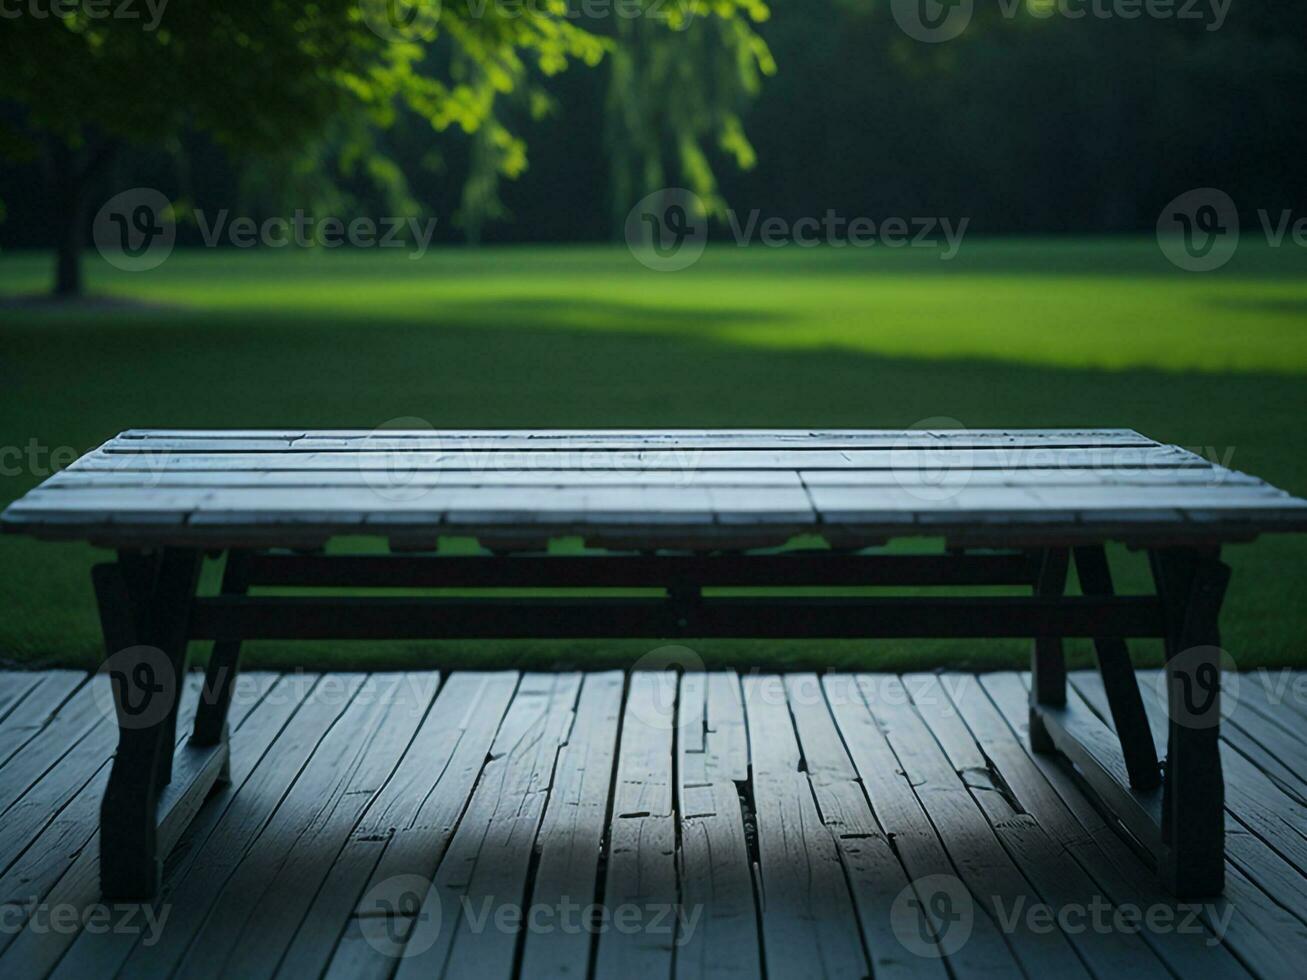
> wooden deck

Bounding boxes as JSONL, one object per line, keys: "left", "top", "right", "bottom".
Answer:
{"left": 0, "top": 668, "right": 1304, "bottom": 980}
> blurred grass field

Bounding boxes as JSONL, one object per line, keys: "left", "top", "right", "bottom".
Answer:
{"left": 1, "top": 238, "right": 1305, "bottom": 672}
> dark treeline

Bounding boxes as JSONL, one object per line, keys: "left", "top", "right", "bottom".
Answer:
{"left": 2, "top": 1, "right": 1305, "bottom": 248}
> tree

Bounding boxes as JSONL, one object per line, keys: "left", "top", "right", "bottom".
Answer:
{"left": 0, "top": 0, "right": 769, "bottom": 295}
{"left": 605, "top": 5, "right": 774, "bottom": 235}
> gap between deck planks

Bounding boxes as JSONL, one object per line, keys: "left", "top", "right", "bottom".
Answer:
{"left": 0, "top": 669, "right": 1305, "bottom": 980}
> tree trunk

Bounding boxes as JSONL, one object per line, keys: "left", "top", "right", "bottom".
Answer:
{"left": 52, "top": 141, "right": 86, "bottom": 298}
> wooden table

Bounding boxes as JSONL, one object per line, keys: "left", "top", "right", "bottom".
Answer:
{"left": 4, "top": 428, "right": 1306, "bottom": 901}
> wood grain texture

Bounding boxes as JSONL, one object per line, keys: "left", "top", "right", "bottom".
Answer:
{"left": 1, "top": 669, "right": 1304, "bottom": 980}
{"left": 785, "top": 674, "right": 946, "bottom": 980}
{"left": 742, "top": 675, "right": 867, "bottom": 979}
{"left": 1004, "top": 672, "right": 1305, "bottom": 980}
{"left": 520, "top": 672, "right": 623, "bottom": 980}
{"left": 392, "top": 673, "right": 582, "bottom": 980}
{"left": 906, "top": 673, "right": 1169, "bottom": 979}
{"left": 862, "top": 674, "right": 1090, "bottom": 978}
{"left": 593, "top": 672, "right": 679, "bottom": 980}
{"left": 5, "top": 429, "right": 1305, "bottom": 547}
{"left": 675, "top": 673, "right": 759, "bottom": 980}
{"left": 976, "top": 672, "right": 1253, "bottom": 979}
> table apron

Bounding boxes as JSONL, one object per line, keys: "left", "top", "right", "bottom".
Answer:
{"left": 187, "top": 594, "right": 1166, "bottom": 641}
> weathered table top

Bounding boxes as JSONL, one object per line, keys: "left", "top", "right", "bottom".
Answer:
{"left": 3, "top": 429, "right": 1306, "bottom": 549}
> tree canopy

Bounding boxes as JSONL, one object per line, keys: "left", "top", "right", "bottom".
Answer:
{"left": 0, "top": 0, "right": 773, "bottom": 291}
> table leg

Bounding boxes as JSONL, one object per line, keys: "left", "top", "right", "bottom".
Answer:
{"left": 1150, "top": 546, "right": 1230, "bottom": 899}
{"left": 192, "top": 550, "right": 251, "bottom": 782}
{"left": 1029, "top": 548, "right": 1070, "bottom": 753}
{"left": 93, "top": 547, "right": 201, "bottom": 899}
{"left": 1074, "top": 545, "right": 1161, "bottom": 791}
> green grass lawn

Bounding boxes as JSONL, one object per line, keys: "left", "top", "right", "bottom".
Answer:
{"left": 1, "top": 238, "right": 1305, "bottom": 672}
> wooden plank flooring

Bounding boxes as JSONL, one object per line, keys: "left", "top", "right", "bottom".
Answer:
{"left": 0, "top": 669, "right": 1304, "bottom": 979}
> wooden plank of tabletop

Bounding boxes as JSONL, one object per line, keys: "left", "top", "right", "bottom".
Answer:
{"left": 6, "top": 486, "right": 818, "bottom": 526}
{"left": 69, "top": 445, "right": 1202, "bottom": 472}
{"left": 114, "top": 428, "right": 1157, "bottom": 447}
{"left": 47, "top": 469, "right": 807, "bottom": 489}
{"left": 809, "top": 484, "right": 1307, "bottom": 526}
{"left": 801, "top": 467, "right": 1261, "bottom": 487}
{"left": 47, "top": 467, "right": 1258, "bottom": 493}
{"left": 102, "top": 432, "right": 1161, "bottom": 453}
{"left": 13, "top": 487, "right": 1307, "bottom": 543}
